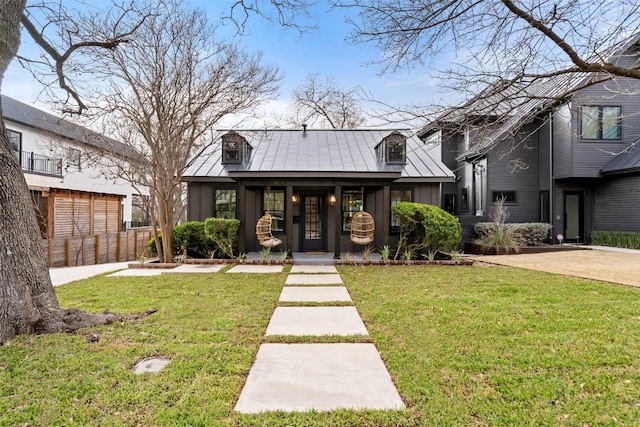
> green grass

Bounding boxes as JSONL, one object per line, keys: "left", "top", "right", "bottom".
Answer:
{"left": 341, "top": 265, "right": 640, "bottom": 426}
{"left": 2, "top": 265, "right": 640, "bottom": 425}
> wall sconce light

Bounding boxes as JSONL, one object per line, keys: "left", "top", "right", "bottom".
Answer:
{"left": 329, "top": 194, "right": 336, "bottom": 207}
{"left": 292, "top": 194, "right": 299, "bottom": 205}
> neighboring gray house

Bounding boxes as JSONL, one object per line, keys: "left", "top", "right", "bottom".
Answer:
{"left": 418, "top": 35, "right": 640, "bottom": 243}
{"left": 182, "top": 128, "right": 454, "bottom": 257}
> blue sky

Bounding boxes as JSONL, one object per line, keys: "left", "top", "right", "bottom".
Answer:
{"left": 3, "top": 1, "right": 454, "bottom": 127}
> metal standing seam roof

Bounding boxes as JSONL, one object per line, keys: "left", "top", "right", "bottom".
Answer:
{"left": 183, "top": 129, "right": 454, "bottom": 182}
{"left": 601, "top": 138, "right": 640, "bottom": 175}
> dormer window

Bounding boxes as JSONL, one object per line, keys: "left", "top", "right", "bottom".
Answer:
{"left": 384, "top": 132, "right": 406, "bottom": 164}
{"left": 221, "top": 131, "right": 247, "bottom": 164}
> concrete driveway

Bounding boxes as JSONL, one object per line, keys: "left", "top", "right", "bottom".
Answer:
{"left": 471, "top": 247, "right": 640, "bottom": 287}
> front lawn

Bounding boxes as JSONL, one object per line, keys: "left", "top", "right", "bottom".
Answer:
{"left": 1, "top": 265, "right": 639, "bottom": 426}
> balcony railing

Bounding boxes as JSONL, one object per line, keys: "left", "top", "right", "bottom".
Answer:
{"left": 17, "top": 151, "right": 63, "bottom": 177}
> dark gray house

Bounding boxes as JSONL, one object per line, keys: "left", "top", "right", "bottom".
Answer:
{"left": 182, "top": 128, "right": 454, "bottom": 257}
{"left": 418, "top": 35, "right": 640, "bottom": 243}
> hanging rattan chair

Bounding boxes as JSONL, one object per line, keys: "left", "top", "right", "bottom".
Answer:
{"left": 256, "top": 213, "right": 282, "bottom": 248}
{"left": 350, "top": 211, "right": 375, "bottom": 245}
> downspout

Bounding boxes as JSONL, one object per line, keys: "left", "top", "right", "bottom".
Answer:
{"left": 548, "top": 111, "right": 554, "bottom": 241}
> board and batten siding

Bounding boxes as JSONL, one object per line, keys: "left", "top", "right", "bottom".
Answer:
{"left": 187, "top": 182, "right": 215, "bottom": 221}
{"left": 486, "top": 124, "right": 540, "bottom": 223}
{"left": 593, "top": 176, "right": 640, "bottom": 233}
{"left": 570, "top": 76, "right": 640, "bottom": 178}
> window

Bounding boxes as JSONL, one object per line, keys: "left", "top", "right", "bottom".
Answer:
{"left": 7, "top": 129, "right": 21, "bottom": 163}
{"left": 263, "top": 189, "right": 284, "bottom": 232}
{"left": 444, "top": 194, "right": 456, "bottom": 214}
{"left": 384, "top": 132, "right": 406, "bottom": 163}
{"left": 131, "top": 194, "right": 151, "bottom": 227}
{"left": 215, "top": 189, "right": 236, "bottom": 219}
{"left": 68, "top": 147, "right": 81, "bottom": 169}
{"left": 342, "top": 190, "right": 363, "bottom": 232}
{"left": 580, "top": 106, "right": 621, "bottom": 140}
{"left": 221, "top": 132, "right": 247, "bottom": 163}
{"left": 460, "top": 187, "right": 469, "bottom": 213}
{"left": 390, "top": 189, "right": 412, "bottom": 231}
{"left": 540, "top": 191, "right": 550, "bottom": 223}
{"left": 492, "top": 191, "right": 517, "bottom": 204}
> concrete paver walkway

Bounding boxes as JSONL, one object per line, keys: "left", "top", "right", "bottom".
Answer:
{"left": 266, "top": 307, "right": 369, "bottom": 336}
{"left": 234, "top": 343, "right": 405, "bottom": 413}
{"left": 290, "top": 265, "right": 338, "bottom": 274}
{"left": 235, "top": 261, "right": 405, "bottom": 414}
{"left": 285, "top": 273, "right": 343, "bottom": 285}
{"left": 164, "top": 264, "right": 226, "bottom": 273}
{"left": 226, "top": 265, "right": 283, "bottom": 273}
{"left": 279, "top": 286, "right": 351, "bottom": 302}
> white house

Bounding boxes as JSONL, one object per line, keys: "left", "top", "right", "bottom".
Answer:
{"left": 2, "top": 95, "right": 149, "bottom": 240}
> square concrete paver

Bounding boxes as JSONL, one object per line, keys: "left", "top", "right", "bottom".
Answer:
{"left": 279, "top": 286, "right": 352, "bottom": 303}
{"left": 164, "top": 264, "right": 226, "bottom": 273}
{"left": 285, "top": 274, "right": 343, "bottom": 285}
{"left": 290, "top": 265, "right": 338, "bottom": 274}
{"left": 266, "top": 307, "right": 367, "bottom": 336}
{"left": 226, "top": 265, "right": 283, "bottom": 273}
{"left": 235, "top": 343, "right": 405, "bottom": 413}
{"left": 108, "top": 268, "right": 176, "bottom": 277}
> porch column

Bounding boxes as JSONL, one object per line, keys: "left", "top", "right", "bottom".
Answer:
{"left": 286, "top": 185, "right": 293, "bottom": 254}
{"left": 383, "top": 185, "right": 390, "bottom": 246}
{"left": 238, "top": 184, "right": 246, "bottom": 254}
{"left": 334, "top": 185, "right": 342, "bottom": 259}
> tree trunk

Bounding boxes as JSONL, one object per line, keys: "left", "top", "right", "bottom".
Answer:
{"left": 0, "top": 0, "right": 152, "bottom": 344}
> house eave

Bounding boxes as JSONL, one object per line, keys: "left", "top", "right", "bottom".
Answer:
{"left": 395, "top": 176, "right": 456, "bottom": 183}
{"left": 601, "top": 167, "right": 640, "bottom": 176}
{"left": 227, "top": 171, "right": 403, "bottom": 179}
{"left": 182, "top": 176, "right": 236, "bottom": 183}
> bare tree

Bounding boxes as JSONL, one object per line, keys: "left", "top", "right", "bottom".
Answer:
{"left": 0, "top": 0, "right": 154, "bottom": 345}
{"left": 289, "top": 73, "right": 367, "bottom": 128}
{"left": 336, "top": 0, "right": 640, "bottom": 106}
{"left": 74, "top": 0, "right": 280, "bottom": 262}
{"left": 223, "top": 0, "right": 317, "bottom": 34}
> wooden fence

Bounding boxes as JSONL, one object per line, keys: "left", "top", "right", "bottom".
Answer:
{"left": 44, "top": 229, "right": 154, "bottom": 267}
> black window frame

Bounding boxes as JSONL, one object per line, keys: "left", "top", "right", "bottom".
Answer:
{"left": 580, "top": 105, "right": 622, "bottom": 141}
{"left": 221, "top": 132, "right": 244, "bottom": 164}
{"left": 384, "top": 132, "right": 406, "bottom": 164}
{"left": 263, "top": 188, "right": 285, "bottom": 232}
{"left": 342, "top": 189, "right": 364, "bottom": 233}
{"left": 460, "top": 187, "right": 469, "bottom": 213}
{"left": 444, "top": 193, "right": 456, "bottom": 214}
{"left": 539, "top": 191, "right": 550, "bottom": 223}
{"left": 214, "top": 188, "right": 237, "bottom": 219}
{"left": 491, "top": 190, "right": 517, "bottom": 204}
{"left": 7, "top": 129, "right": 21, "bottom": 164}
{"left": 390, "top": 188, "right": 412, "bottom": 233}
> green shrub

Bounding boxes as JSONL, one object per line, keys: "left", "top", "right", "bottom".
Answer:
{"left": 475, "top": 222, "right": 551, "bottom": 247}
{"left": 392, "top": 202, "right": 462, "bottom": 259}
{"left": 204, "top": 217, "right": 241, "bottom": 259}
{"left": 147, "top": 234, "right": 161, "bottom": 256}
{"left": 173, "top": 221, "right": 215, "bottom": 258}
{"left": 147, "top": 221, "right": 216, "bottom": 258}
{"left": 591, "top": 230, "right": 640, "bottom": 249}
